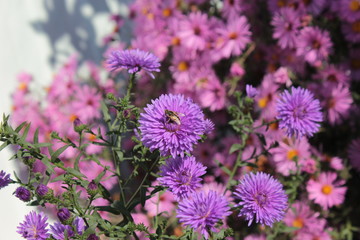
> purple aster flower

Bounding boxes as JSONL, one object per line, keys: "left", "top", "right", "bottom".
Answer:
{"left": 204, "top": 119, "right": 215, "bottom": 134}
{"left": 246, "top": 84, "right": 258, "bottom": 98}
{"left": 106, "top": 49, "right": 160, "bottom": 78}
{"left": 73, "top": 217, "right": 86, "bottom": 235}
{"left": 17, "top": 211, "right": 49, "bottom": 240}
{"left": 57, "top": 208, "right": 71, "bottom": 222}
{"left": 159, "top": 156, "right": 206, "bottom": 199}
{"left": 139, "top": 94, "right": 208, "bottom": 158}
{"left": 271, "top": 7, "right": 301, "bottom": 49}
{"left": 234, "top": 172, "right": 288, "bottom": 227}
{"left": 0, "top": 170, "right": 11, "bottom": 189}
{"left": 177, "top": 190, "right": 231, "bottom": 239}
{"left": 35, "top": 184, "right": 49, "bottom": 197}
{"left": 50, "top": 222, "right": 74, "bottom": 240}
{"left": 276, "top": 87, "right": 323, "bottom": 138}
{"left": 15, "top": 186, "right": 32, "bottom": 202}
{"left": 87, "top": 234, "right": 99, "bottom": 240}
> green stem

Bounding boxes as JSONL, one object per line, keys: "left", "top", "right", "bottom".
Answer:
{"left": 125, "top": 155, "right": 160, "bottom": 209}
{"left": 126, "top": 73, "right": 136, "bottom": 100}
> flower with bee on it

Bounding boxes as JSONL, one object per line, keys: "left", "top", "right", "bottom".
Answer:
{"left": 165, "top": 109, "right": 185, "bottom": 125}
{"left": 139, "top": 94, "right": 213, "bottom": 158}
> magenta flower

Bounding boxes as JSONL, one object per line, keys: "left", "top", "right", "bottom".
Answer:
{"left": 272, "top": 7, "right": 301, "bottom": 49}
{"left": 216, "top": 16, "right": 252, "bottom": 59}
{"left": 177, "top": 190, "right": 231, "bottom": 239}
{"left": 17, "top": 211, "right": 49, "bottom": 240}
{"left": 139, "top": 94, "right": 208, "bottom": 158}
{"left": 159, "top": 156, "right": 206, "bottom": 199}
{"left": 0, "top": 170, "right": 11, "bottom": 189}
{"left": 106, "top": 49, "right": 160, "bottom": 78}
{"left": 296, "top": 27, "right": 332, "bottom": 66}
{"left": 339, "top": 0, "right": 360, "bottom": 22}
{"left": 234, "top": 172, "right": 288, "bottom": 227}
{"left": 276, "top": 87, "right": 323, "bottom": 138}
{"left": 306, "top": 172, "right": 347, "bottom": 210}
{"left": 323, "top": 84, "right": 353, "bottom": 125}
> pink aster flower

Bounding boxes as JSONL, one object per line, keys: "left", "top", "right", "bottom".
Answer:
{"left": 306, "top": 172, "right": 347, "bottom": 210}
{"left": 343, "top": 19, "right": 360, "bottom": 43}
{"left": 322, "top": 84, "right": 353, "bottom": 125}
{"left": 296, "top": 26, "right": 332, "bottom": 66}
{"left": 197, "top": 78, "right": 227, "bottom": 111}
{"left": 314, "top": 64, "right": 350, "bottom": 87}
{"left": 216, "top": 16, "right": 252, "bottom": 59}
{"left": 284, "top": 201, "right": 323, "bottom": 235}
{"left": 221, "top": 0, "right": 248, "bottom": 19}
{"left": 178, "top": 12, "right": 212, "bottom": 51}
{"left": 340, "top": 0, "right": 360, "bottom": 22}
{"left": 270, "top": 137, "right": 311, "bottom": 176}
{"left": 302, "top": 0, "right": 327, "bottom": 15}
{"left": 72, "top": 85, "right": 101, "bottom": 122}
{"left": 272, "top": 7, "right": 301, "bottom": 49}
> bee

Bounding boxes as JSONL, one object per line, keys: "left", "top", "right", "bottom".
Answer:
{"left": 165, "top": 109, "right": 184, "bottom": 125}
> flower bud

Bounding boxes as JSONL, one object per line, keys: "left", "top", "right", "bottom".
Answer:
{"left": 15, "top": 186, "right": 32, "bottom": 202}
{"left": 57, "top": 208, "right": 71, "bottom": 223}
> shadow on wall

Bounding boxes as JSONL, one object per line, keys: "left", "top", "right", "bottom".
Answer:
{"left": 31, "top": 0, "right": 132, "bottom": 66}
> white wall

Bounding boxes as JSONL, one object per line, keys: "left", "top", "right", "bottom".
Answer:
{"left": 0, "top": 0, "right": 129, "bottom": 238}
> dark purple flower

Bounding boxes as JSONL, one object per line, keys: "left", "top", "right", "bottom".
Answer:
{"left": 276, "top": 87, "right": 323, "bottom": 138}
{"left": 50, "top": 222, "right": 74, "bottom": 240}
{"left": 106, "top": 49, "right": 160, "bottom": 78}
{"left": 15, "top": 186, "right": 32, "bottom": 202}
{"left": 57, "top": 208, "right": 71, "bottom": 222}
{"left": 139, "top": 94, "right": 209, "bottom": 158}
{"left": 246, "top": 84, "right": 258, "bottom": 98}
{"left": 17, "top": 211, "right": 49, "bottom": 240}
{"left": 177, "top": 190, "right": 231, "bottom": 239}
{"left": 234, "top": 172, "right": 288, "bottom": 227}
{"left": 159, "top": 156, "right": 206, "bottom": 199}
{"left": 0, "top": 170, "right": 11, "bottom": 189}
{"left": 87, "top": 234, "right": 99, "bottom": 240}
{"left": 36, "top": 184, "right": 49, "bottom": 197}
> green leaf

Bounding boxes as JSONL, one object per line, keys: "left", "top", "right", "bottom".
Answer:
{"left": 33, "top": 128, "right": 39, "bottom": 144}
{"left": 15, "top": 122, "right": 28, "bottom": 133}
{"left": 51, "top": 144, "right": 71, "bottom": 162}
{"left": 66, "top": 168, "right": 86, "bottom": 179}
{"left": 112, "top": 200, "right": 133, "bottom": 221}
{"left": 0, "top": 142, "right": 8, "bottom": 152}
{"left": 229, "top": 143, "right": 242, "bottom": 154}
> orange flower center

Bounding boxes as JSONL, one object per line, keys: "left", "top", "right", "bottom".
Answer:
{"left": 88, "top": 134, "right": 97, "bottom": 142}
{"left": 69, "top": 114, "right": 78, "bottom": 122}
{"left": 177, "top": 61, "right": 189, "bottom": 71}
{"left": 229, "top": 32, "right": 238, "bottom": 40}
{"left": 292, "top": 217, "right": 304, "bottom": 228}
{"left": 171, "top": 37, "right": 181, "bottom": 46}
{"left": 258, "top": 97, "right": 268, "bottom": 108}
{"left": 287, "top": 149, "right": 298, "bottom": 160}
{"left": 352, "top": 21, "right": 360, "bottom": 33}
{"left": 277, "top": 0, "right": 286, "bottom": 7}
{"left": 269, "top": 122, "right": 279, "bottom": 130}
{"left": 18, "top": 82, "right": 28, "bottom": 91}
{"left": 349, "top": 0, "right": 360, "bottom": 11}
{"left": 321, "top": 184, "right": 333, "bottom": 195}
{"left": 162, "top": 8, "right": 172, "bottom": 17}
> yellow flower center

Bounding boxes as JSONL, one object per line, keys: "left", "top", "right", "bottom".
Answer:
{"left": 177, "top": 61, "right": 189, "bottom": 71}
{"left": 287, "top": 149, "right": 298, "bottom": 160}
{"left": 292, "top": 217, "right": 304, "bottom": 228}
{"left": 321, "top": 184, "right": 333, "bottom": 195}
{"left": 258, "top": 97, "right": 268, "bottom": 108}
{"left": 349, "top": 0, "right": 360, "bottom": 11}
{"left": 162, "top": 8, "right": 172, "bottom": 17}
{"left": 352, "top": 21, "right": 360, "bottom": 33}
